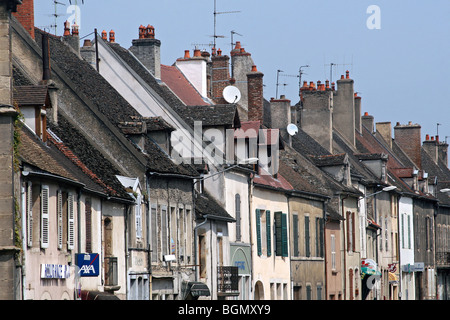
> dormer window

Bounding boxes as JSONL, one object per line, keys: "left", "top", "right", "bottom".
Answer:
{"left": 13, "top": 85, "right": 51, "bottom": 142}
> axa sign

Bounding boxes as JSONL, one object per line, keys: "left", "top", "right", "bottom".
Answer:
{"left": 76, "top": 253, "right": 100, "bottom": 277}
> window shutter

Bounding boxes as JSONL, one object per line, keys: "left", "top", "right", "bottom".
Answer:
{"left": 305, "top": 216, "right": 310, "bottom": 257}
{"left": 67, "top": 193, "right": 75, "bottom": 250}
{"left": 57, "top": 190, "right": 63, "bottom": 249}
{"left": 256, "top": 209, "right": 262, "bottom": 256}
{"left": 26, "top": 182, "right": 33, "bottom": 247}
{"left": 235, "top": 194, "right": 241, "bottom": 241}
{"left": 40, "top": 186, "right": 49, "bottom": 249}
{"left": 331, "top": 234, "right": 336, "bottom": 270}
{"left": 275, "top": 212, "right": 282, "bottom": 256}
{"left": 136, "top": 194, "right": 142, "bottom": 240}
{"left": 318, "top": 218, "right": 324, "bottom": 257}
{"left": 293, "top": 214, "right": 299, "bottom": 257}
{"left": 85, "top": 198, "right": 92, "bottom": 253}
{"left": 281, "top": 213, "right": 288, "bottom": 257}
{"left": 266, "top": 210, "right": 271, "bottom": 257}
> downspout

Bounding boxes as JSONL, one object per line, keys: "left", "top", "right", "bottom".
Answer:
{"left": 77, "top": 189, "right": 81, "bottom": 253}
{"left": 21, "top": 183, "right": 26, "bottom": 300}
{"left": 323, "top": 200, "right": 328, "bottom": 300}
{"left": 146, "top": 173, "right": 152, "bottom": 298}
{"left": 248, "top": 172, "right": 254, "bottom": 298}
{"left": 341, "top": 194, "right": 349, "bottom": 299}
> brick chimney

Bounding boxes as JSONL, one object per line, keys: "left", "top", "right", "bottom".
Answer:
{"left": 13, "top": 0, "right": 34, "bottom": 39}
{"left": 247, "top": 65, "right": 264, "bottom": 122}
{"left": 394, "top": 121, "right": 422, "bottom": 169}
{"left": 300, "top": 81, "right": 333, "bottom": 153}
{"left": 210, "top": 48, "right": 230, "bottom": 104}
{"left": 129, "top": 24, "right": 161, "bottom": 79}
{"left": 333, "top": 71, "right": 355, "bottom": 146}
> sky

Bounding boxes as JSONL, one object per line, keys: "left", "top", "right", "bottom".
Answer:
{"left": 34, "top": 0, "right": 450, "bottom": 142}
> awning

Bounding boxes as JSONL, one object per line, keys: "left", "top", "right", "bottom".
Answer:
{"left": 185, "top": 282, "right": 210, "bottom": 299}
{"left": 389, "top": 272, "right": 399, "bottom": 284}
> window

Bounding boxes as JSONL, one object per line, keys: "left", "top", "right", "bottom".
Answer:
{"left": 67, "top": 193, "right": 75, "bottom": 250}
{"left": 179, "top": 206, "right": 185, "bottom": 260}
{"left": 346, "top": 211, "right": 355, "bottom": 252}
{"left": 161, "top": 205, "right": 168, "bottom": 256}
{"left": 26, "top": 182, "right": 33, "bottom": 247}
{"left": 151, "top": 204, "right": 158, "bottom": 262}
{"left": 275, "top": 212, "right": 288, "bottom": 257}
{"left": 170, "top": 207, "right": 177, "bottom": 256}
{"left": 331, "top": 234, "right": 336, "bottom": 271}
{"left": 317, "top": 284, "right": 323, "bottom": 300}
{"left": 306, "top": 284, "right": 312, "bottom": 300}
{"left": 235, "top": 194, "right": 241, "bottom": 241}
{"left": 85, "top": 197, "right": 92, "bottom": 253}
{"left": 40, "top": 185, "right": 49, "bottom": 249}
{"left": 135, "top": 194, "right": 142, "bottom": 240}
{"left": 256, "top": 209, "right": 271, "bottom": 256}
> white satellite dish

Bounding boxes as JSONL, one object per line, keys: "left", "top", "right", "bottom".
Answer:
{"left": 287, "top": 123, "right": 298, "bottom": 136}
{"left": 223, "top": 85, "right": 241, "bottom": 104}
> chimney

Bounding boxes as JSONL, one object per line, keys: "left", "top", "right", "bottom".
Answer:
{"left": 394, "top": 121, "right": 422, "bottom": 169}
{"left": 80, "top": 39, "right": 96, "bottom": 68}
{"left": 247, "top": 65, "right": 264, "bottom": 122}
{"left": 333, "top": 70, "right": 355, "bottom": 146}
{"left": 376, "top": 122, "right": 392, "bottom": 149}
{"left": 210, "top": 48, "right": 230, "bottom": 104}
{"left": 423, "top": 134, "right": 438, "bottom": 164}
{"left": 109, "top": 30, "right": 115, "bottom": 43}
{"left": 268, "top": 95, "right": 291, "bottom": 143}
{"left": 354, "top": 92, "right": 362, "bottom": 133}
{"left": 129, "top": 24, "right": 161, "bottom": 79}
{"left": 362, "top": 112, "right": 374, "bottom": 133}
{"left": 13, "top": 0, "right": 34, "bottom": 39}
{"left": 231, "top": 42, "right": 254, "bottom": 117}
{"left": 438, "top": 140, "right": 449, "bottom": 167}
{"left": 175, "top": 48, "right": 208, "bottom": 98}
{"left": 62, "top": 20, "right": 80, "bottom": 56}
{"left": 300, "top": 81, "right": 334, "bottom": 153}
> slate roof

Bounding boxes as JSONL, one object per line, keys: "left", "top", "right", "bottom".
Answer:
{"left": 160, "top": 64, "right": 209, "bottom": 106}
{"left": 173, "top": 104, "right": 241, "bottom": 129}
{"left": 34, "top": 28, "right": 197, "bottom": 177}
{"left": 13, "top": 85, "right": 50, "bottom": 106}
{"left": 195, "top": 191, "right": 235, "bottom": 222}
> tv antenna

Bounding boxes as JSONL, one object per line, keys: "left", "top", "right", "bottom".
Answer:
{"left": 277, "top": 70, "right": 300, "bottom": 99}
{"left": 213, "top": 0, "right": 241, "bottom": 50}
{"left": 325, "top": 61, "right": 352, "bottom": 83}
{"left": 47, "top": 0, "right": 65, "bottom": 35}
{"left": 230, "top": 30, "right": 243, "bottom": 51}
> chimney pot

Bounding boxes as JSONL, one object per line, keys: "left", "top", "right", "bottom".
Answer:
{"left": 235, "top": 41, "right": 241, "bottom": 50}
{"left": 194, "top": 49, "right": 201, "bottom": 57}
{"left": 71, "top": 23, "right": 79, "bottom": 36}
{"left": 431, "top": 136, "right": 435, "bottom": 141}
{"left": 64, "top": 20, "right": 71, "bottom": 36}
{"left": 340, "top": 75, "right": 344, "bottom": 80}
{"left": 139, "top": 25, "right": 145, "bottom": 39}
{"left": 426, "top": 134, "right": 430, "bottom": 141}
{"left": 109, "top": 30, "right": 115, "bottom": 43}
{"left": 83, "top": 39, "right": 92, "bottom": 47}
{"left": 251, "top": 65, "right": 258, "bottom": 72}
{"left": 346, "top": 70, "right": 350, "bottom": 79}
{"left": 217, "top": 48, "right": 222, "bottom": 56}
{"left": 101, "top": 30, "right": 107, "bottom": 40}
{"left": 184, "top": 50, "right": 190, "bottom": 59}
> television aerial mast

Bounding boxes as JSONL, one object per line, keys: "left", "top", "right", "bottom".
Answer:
{"left": 213, "top": 0, "right": 240, "bottom": 50}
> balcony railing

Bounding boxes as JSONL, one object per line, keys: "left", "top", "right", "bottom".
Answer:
{"left": 104, "top": 256, "right": 118, "bottom": 287}
{"left": 217, "top": 266, "right": 239, "bottom": 296}
{"left": 436, "top": 252, "right": 450, "bottom": 267}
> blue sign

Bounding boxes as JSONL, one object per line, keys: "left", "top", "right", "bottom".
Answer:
{"left": 76, "top": 253, "right": 100, "bottom": 277}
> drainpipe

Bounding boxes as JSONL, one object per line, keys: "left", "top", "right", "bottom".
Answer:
{"left": 341, "top": 194, "right": 349, "bottom": 299}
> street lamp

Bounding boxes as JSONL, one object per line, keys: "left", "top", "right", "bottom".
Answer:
{"left": 440, "top": 188, "right": 450, "bottom": 193}
{"left": 364, "top": 186, "right": 397, "bottom": 198}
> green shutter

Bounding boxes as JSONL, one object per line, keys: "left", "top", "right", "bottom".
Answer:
{"left": 282, "top": 213, "right": 288, "bottom": 257}
{"left": 266, "top": 210, "right": 271, "bottom": 257}
{"left": 256, "top": 209, "right": 262, "bottom": 256}
{"left": 305, "top": 216, "right": 310, "bottom": 257}
{"left": 293, "top": 214, "right": 299, "bottom": 257}
{"left": 275, "top": 212, "right": 282, "bottom": 256}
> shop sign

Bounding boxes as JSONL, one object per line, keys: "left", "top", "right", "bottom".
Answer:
{"left": 75, "top": 253, "right": 100, "bottom": 277}
{"left": 40, "top": 264, "right": 70, "bottom": 279}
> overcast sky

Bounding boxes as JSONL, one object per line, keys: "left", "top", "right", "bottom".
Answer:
{"left": 34, "top": 0, "right": 450, "bottom": 142}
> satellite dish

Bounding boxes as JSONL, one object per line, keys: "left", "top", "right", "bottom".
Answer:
{"left": 287, "top": 123, "right": 298, "bottom": 136}
{"left": 223, "top": 86, "right": 241, "bottom": 104}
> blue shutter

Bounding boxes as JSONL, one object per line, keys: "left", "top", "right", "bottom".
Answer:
{"left": 256, "top": 209, "right": 262, "bottom": 256}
